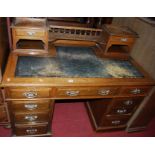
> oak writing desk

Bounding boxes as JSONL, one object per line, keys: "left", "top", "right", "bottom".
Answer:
{"left": 2, "top": 45, "right": 155, "bottom": 136}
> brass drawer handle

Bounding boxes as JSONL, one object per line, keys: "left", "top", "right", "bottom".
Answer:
{"left": 121, "top": 38, "right": 128, "bottom": 42}
{"left": 66, "top": 90, "right": 80, "bottom": 96}
{"left": 25, "top": 115, "right": 38, "bottom": 121}
{"left": 98, "top": 89, "right": 110, "bottom": 96}
{"left": 116, "top": 109, "right": 127, "bottom": 114}
{"left": 23, "top": 92, "right": 38, "bottom": 98}
{"left": 124, "top": 100, "right": 133, "bottom": 105}
{"left": 24, "top": 104, "right": 38, "bottom": 110}
{"left": 130, "top": 88, "right": 141, "bottom": 95}
{"left": 111, "top": 120, "right": 121, "bottom": 125}
{"left": 27, "top": 31, "right": 35, "bottom": 36}
{"left": 26, "top": 128, "right": 37, "bottom": 134}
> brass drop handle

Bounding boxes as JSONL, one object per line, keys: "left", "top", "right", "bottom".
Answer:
{"left": 121, "top": 38, "right": 128, "bottom": 42}
{"left": 111, "top": 120, "right": 121, "bottom": 125}
{"left": 25, "top": 115, "right": 38, "bottom": 121}
{"left": 24, "top": 104, "right": 38, "bottom": 110}
{"left": 130, "top": 88, "right": 141, "bottom": 95}
{"left": 116, "top": 109, "right": 127, "bottom": 114}
{"left": 66, "top": 90, "right": 80, "bottom": 96}
{"left": 124, "top": 100, "right": 133, "bottom": 106}
{"left": 23, "top": 92, "right": 38, "bottom": 98}
{"left": 27, "top": 31, "right": 35, "bottom": 36}
{"left": 26, "top": 128, "right": 37, "bottom": 134}
{"left": 98, "top": 89, "right": 110, "bottom": 96}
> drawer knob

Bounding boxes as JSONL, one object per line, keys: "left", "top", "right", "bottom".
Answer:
{"left": 25, "top": 115, "right": 38, "bottom": 121}
{"left": 66, "top": 90, "right": 80, "bottom": 96}
{"left": 27, "top": 31, "right": 35, "bottom": 36}
{"left": 116, "top": 109, "right": 127, "bottom": 114}
{"left": 111, "top": 120, "right": 121, "bottom": 125}
{"left": 98, "top": 89, "right": 110, "bottom": 96}
{"left": 23, "top": 92, "right": 38, "bottom": 98}
{"left": 121, "top": 38, "right": 128, "bottom": 42}
{"left": 130, "top": 88, "right": 141, "bottom": 95}
{"left": 26, "top": 128, "right": 37, "bottom": 134}
{"left": 124, "top": 100, "right": 133, "bottom": 105}
{"left": 24, "top": 104, "right": 38, "bottom": 110}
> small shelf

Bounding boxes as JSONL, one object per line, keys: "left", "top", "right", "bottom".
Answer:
{"left": 16, "top": 40, "right": 45, "bottom": 50}
{"left": 107, "top": 45, "right": 129, "bottom": 54}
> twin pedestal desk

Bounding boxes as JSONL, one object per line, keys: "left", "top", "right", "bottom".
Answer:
{"left": 2, "top": 46, "right": 155, "bottom": 136}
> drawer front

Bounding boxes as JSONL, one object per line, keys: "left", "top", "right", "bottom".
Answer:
{"left": 14, "top": 111, "right": 49, "bottom": 123}
{"left": 56, "top": 87, "right": 119, "bottom": 98}
{"left": 0, "top": 106, "right": 8, "bottom": 122}
{"left": 112, "top": 97, "right": 144, "bottom": 109}
{"left": 101, "top": 115, "right": 129, "bottom": 127}
{"left": 108, "top": 107, "right": 134, "bottom": 115}
{"left": 15, "top": 124, "right": 48, "bottom": 136}
{"left": 109, "top": 36, "right": 134, "bottom": 44}
{"left": 15, "top": 29, "right": 45, "bottom": 38}
{"left": 11, "top": 100, "right": 52, "bottom": 112}
{"left": 120, "top": 86, "right": 151, "bottom": 96}
{"left": 6, "top": 87, "right": 52, "bottom": 99}
{"left": 108, "top": 97, "right": 144, "bottom": 115}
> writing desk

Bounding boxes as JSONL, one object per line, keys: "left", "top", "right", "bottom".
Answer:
{"left": 2, "top": 45, "right": 155, "bottom": 136}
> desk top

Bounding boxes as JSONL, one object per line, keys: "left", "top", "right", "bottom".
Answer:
{"left": 15, "top": 46, "right": 143, "bottom": 78}
{"left": 12, "top": 18, "right": 46, "bottom": 28}
{"left": 2, "top": 46, "right": 154, "bottom": 87}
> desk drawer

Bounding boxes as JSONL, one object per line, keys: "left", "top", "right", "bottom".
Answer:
{"left": 120, "top": 86, "right": 151, "bottom": 96}
{"left": 15, "top": 29, "right": 45, "bottom": 38}
{"left": 107, "top": 97, "right": 144, "bottom": 115}
{"left": 15, "top": 124, "right": 48, "bottom": 136}
{"left": 11, "top": 100, "right": 52, "bottom": 112}
{"left": 109, "top": 36, "right": 134, "bottom": 44}
{"left": 56, "top": 87, "right": 119, "bottom": 98}
{"left": 101, "top": 115, "right": 129, "bottom": 127}
{"left": 6, "top": 87, "right": 52, "bottom": 99}
{"left": 14, "top": 111, "right": 49, "bottom": 123}
{"left": 108, "top": 107, "right": 133, "bottom": 115}
{"left": 112, "top": 97, "right": 143, "bottom": 109}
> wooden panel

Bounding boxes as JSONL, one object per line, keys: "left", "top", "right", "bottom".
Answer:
{"left": 120, "top": 86, "right": 151, "bottom": 96}
{"left": 14, "top": 111, "right": 49, "bottom": 123}
{"left": 107, "top": 107, "right": 133, "bottom": 115}
{"left": 109, "top": 36, "right": 135, "bottom": 44}
{"left": 6, "top": 87, "right": 52, "bottom": 99}
{"left": 101, "top": 115, "right": 130, "bottom": 128}
{"left": 55, "top": 86, "right": 119, "bottom": 98}
{"left": 14, "top": 124, "right": 48, "bottom": 136}
{"left": 14, "top": 18, "right": 46, "bottom": 28}
{"left": 112, "top": 97, "right": 144, "bottom": 110}
{"left": 11, "top": 100, "right": 52, "bottom": 112}
{"left": 15, "top": 29, "right": 45, "bottom": 37}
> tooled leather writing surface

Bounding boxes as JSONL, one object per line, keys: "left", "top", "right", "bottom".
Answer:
{"left": 15, "top": 46, "right": 143, "bottom": 78}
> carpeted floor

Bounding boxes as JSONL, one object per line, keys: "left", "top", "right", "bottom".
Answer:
{"left": 0, "top": 102, "right": 155, "bottom": 137}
